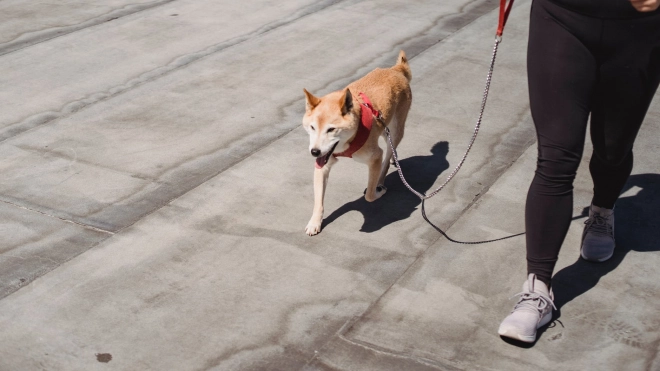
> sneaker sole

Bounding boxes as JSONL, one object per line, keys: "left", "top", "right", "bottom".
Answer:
{"left": 580, "top": 249, "right": 613, "bottom": 262}
{"left": 498, "top": 312, "right": 553, "bottom": 343}
{"left": 498, "top": 328, "right": 536, "bottom": 343}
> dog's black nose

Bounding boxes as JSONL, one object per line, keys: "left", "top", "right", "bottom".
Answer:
{"left": 310, "top": 148, "right": 321, "bottom": 157}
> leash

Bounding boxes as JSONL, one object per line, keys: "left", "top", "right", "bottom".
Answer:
{"left": 386, "top": 0, "right": 514, "bottom": 200}
{"left": 383, "top": 0, "right": 521, "bottom": 244}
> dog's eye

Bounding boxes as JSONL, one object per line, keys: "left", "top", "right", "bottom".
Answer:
{"left": 327, "top": 128, "right": 335, "bottom": 133}
{"left": 310, "top": 126, "right": 315, "bottom": 131}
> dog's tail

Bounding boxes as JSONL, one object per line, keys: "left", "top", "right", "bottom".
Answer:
{"left": 394, "top": 50, "right": 412, "bottom": 82}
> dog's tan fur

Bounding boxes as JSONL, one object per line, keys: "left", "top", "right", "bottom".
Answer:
{"left": 302, "top": 50, "right": 412, "bottom": 235}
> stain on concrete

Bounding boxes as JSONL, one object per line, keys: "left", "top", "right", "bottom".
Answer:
{"left": 95, "top": 353, "right": 112, "bottom": 363}
{"left": 547, "top": 332, "right": 563, "bottom": 342}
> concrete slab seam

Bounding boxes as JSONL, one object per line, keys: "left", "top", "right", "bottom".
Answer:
{"left": 302, "top": 313, "right": 462, "bottom": 370}
{"left": 0, "top": 0, "right": 177, "bottom": 57}
{"left": 1, "top": 251, "right": 58, "bottom": 263}
{"left": 0, "top": 199, "right": 114, "bottom": 235}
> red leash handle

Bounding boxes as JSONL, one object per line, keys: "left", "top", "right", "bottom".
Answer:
{"left": 496, "top": 0, "right": 515, "bottom": 37}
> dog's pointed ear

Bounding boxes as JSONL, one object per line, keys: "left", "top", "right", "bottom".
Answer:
{"left": 341, "top": 88, "right": 353, "bottom": 116}
{"left": 303, "top": 88, "right": 320, "bottom": 112}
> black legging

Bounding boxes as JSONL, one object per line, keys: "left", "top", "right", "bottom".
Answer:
{"left": 525, "top": 0, "right": 660, "bottom": 286}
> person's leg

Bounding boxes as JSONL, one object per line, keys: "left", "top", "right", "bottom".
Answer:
{"left": 589, "top": 16, "right": 660, "bottom": 209}
{"left": 524, "top": 0, "right": 601, "bottom": 287}
{"left": 580, "top": 15, "right": 660, "bottom": 261}
{"left": 499, "top": 0, "right": 600, "bottom": 343}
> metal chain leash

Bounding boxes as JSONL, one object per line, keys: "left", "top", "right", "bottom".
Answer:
{"left": 384, "top": 37, "right": 502, "bottom": 201}
{"left": 383, "top": 36, "right": 526, "bottom": 245}
{"left": 378, "top": 1, "right": 519, "bottom": 244}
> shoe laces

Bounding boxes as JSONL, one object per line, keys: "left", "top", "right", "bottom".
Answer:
{"left": 510, "top": 291, "right": 556, "bottom": 314}
{"left": 584, "top": 213, "right": 613, "bottom": 236}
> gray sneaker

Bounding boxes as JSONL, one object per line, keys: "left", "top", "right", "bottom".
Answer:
{"left": 498, "top": 274, "right": 556, "bottom": 343}
{"left": 581, "top": 204, "right": 615, "bottom": 262}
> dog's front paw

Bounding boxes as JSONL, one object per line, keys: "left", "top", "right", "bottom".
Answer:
{"left": 305, "top": 221, "right": 322, "bottom": 236}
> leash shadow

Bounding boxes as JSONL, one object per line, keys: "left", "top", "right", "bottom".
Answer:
{"left": 322, "top": 141, "right": 450, "bottom": 233}
{"left": 551, "top": 173, "right": 660, "bottom": 315}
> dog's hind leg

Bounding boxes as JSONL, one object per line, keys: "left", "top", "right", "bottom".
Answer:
{"left": 378, "top": 121, "right": 396, "bottom": 186}
{"left": 365, "top": 146, "right": 387, "bottom": 202}
{"left": 378, "top": 107, "right": 407, "bottom": 186}
{"left": 390, "top": 101, "right": 409, "bottom": 151}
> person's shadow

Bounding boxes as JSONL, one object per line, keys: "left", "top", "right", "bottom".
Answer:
{"left": 551, "top": 173, "right": 660, "bottom": 317}
{"left": 322, "top": 141, "right": 450, "bottom": 233}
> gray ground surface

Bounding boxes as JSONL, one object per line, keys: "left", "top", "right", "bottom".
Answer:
{"left": 1, "top": 1, "right": 658, "bottom": 370}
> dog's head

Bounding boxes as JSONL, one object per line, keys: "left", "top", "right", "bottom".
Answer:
{"left": 302, "top": 88, "right": 358, "bottom": 166}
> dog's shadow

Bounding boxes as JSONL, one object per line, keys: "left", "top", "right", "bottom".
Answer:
{"left": 322, "top": 141, "right": 450, "bottom": 233}
{"left": 550, "top": 173, "right": 660, "bottom": 316}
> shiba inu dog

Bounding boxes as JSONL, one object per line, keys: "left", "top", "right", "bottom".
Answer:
{"left": 302, "top": 50, "right": 412, "bottom": 236}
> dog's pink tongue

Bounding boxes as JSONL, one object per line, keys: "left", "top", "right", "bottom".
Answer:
{"left": 315, "top": 155, "right": 328, "bottom": 169}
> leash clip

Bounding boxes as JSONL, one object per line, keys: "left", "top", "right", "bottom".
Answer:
{"left": 361, "top": 100, "right": 385, "bottom": 125}
{"left": 375, "top": 110, "right": 384, "bottom": 124}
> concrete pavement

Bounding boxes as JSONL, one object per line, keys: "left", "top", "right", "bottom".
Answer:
{"left": 1, "top": 0, "right": 659, "bottom": 370}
